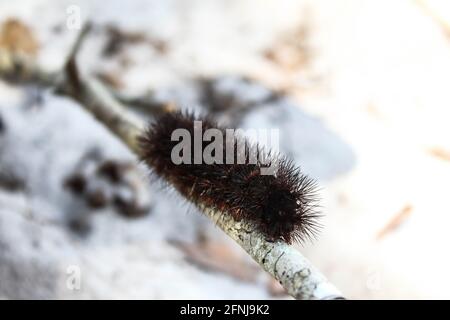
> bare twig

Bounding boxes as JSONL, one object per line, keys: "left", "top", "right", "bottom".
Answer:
{"left": 110, "top": 90, "right": 177, "bottom": 117}
{"left": 63, "top": 22, "right": 92, "bottom": 93}
{"left": 0, "top": 25, "right": 344, "bottom": 300}
{"left": 0, "top": 53, "right": 59, "bottom": 87}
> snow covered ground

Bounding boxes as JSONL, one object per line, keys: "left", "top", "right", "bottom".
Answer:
{"left": 1, "top": 0, "right": 450, "bottom": 299}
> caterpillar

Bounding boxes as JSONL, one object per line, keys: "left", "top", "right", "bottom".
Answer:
{"left": 138, "top": 111, "right": 320, "bottom": 244}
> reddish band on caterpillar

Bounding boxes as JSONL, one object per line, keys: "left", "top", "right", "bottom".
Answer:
{"left": 138, "top": 111, "right": 321, "bottom": 244}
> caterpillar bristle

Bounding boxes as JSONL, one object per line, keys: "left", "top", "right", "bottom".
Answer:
{"left": 138, "top": 110, "right": 321, "bottom": 244}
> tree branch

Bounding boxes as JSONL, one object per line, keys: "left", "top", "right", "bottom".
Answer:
{"left": 0, "top": 25, "right": 344, "bottom": 300}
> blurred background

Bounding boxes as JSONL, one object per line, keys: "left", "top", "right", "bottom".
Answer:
{"left": 0, "top": 0, "right": 450, "bottom": 299}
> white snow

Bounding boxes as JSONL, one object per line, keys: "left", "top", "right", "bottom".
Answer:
{"left": 2, "top": 0, "right": 450, "bottom": 299}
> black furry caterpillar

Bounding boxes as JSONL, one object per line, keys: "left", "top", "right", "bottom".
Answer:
{"left": 139, "top": 111, "right": 320, "bottom": 244}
